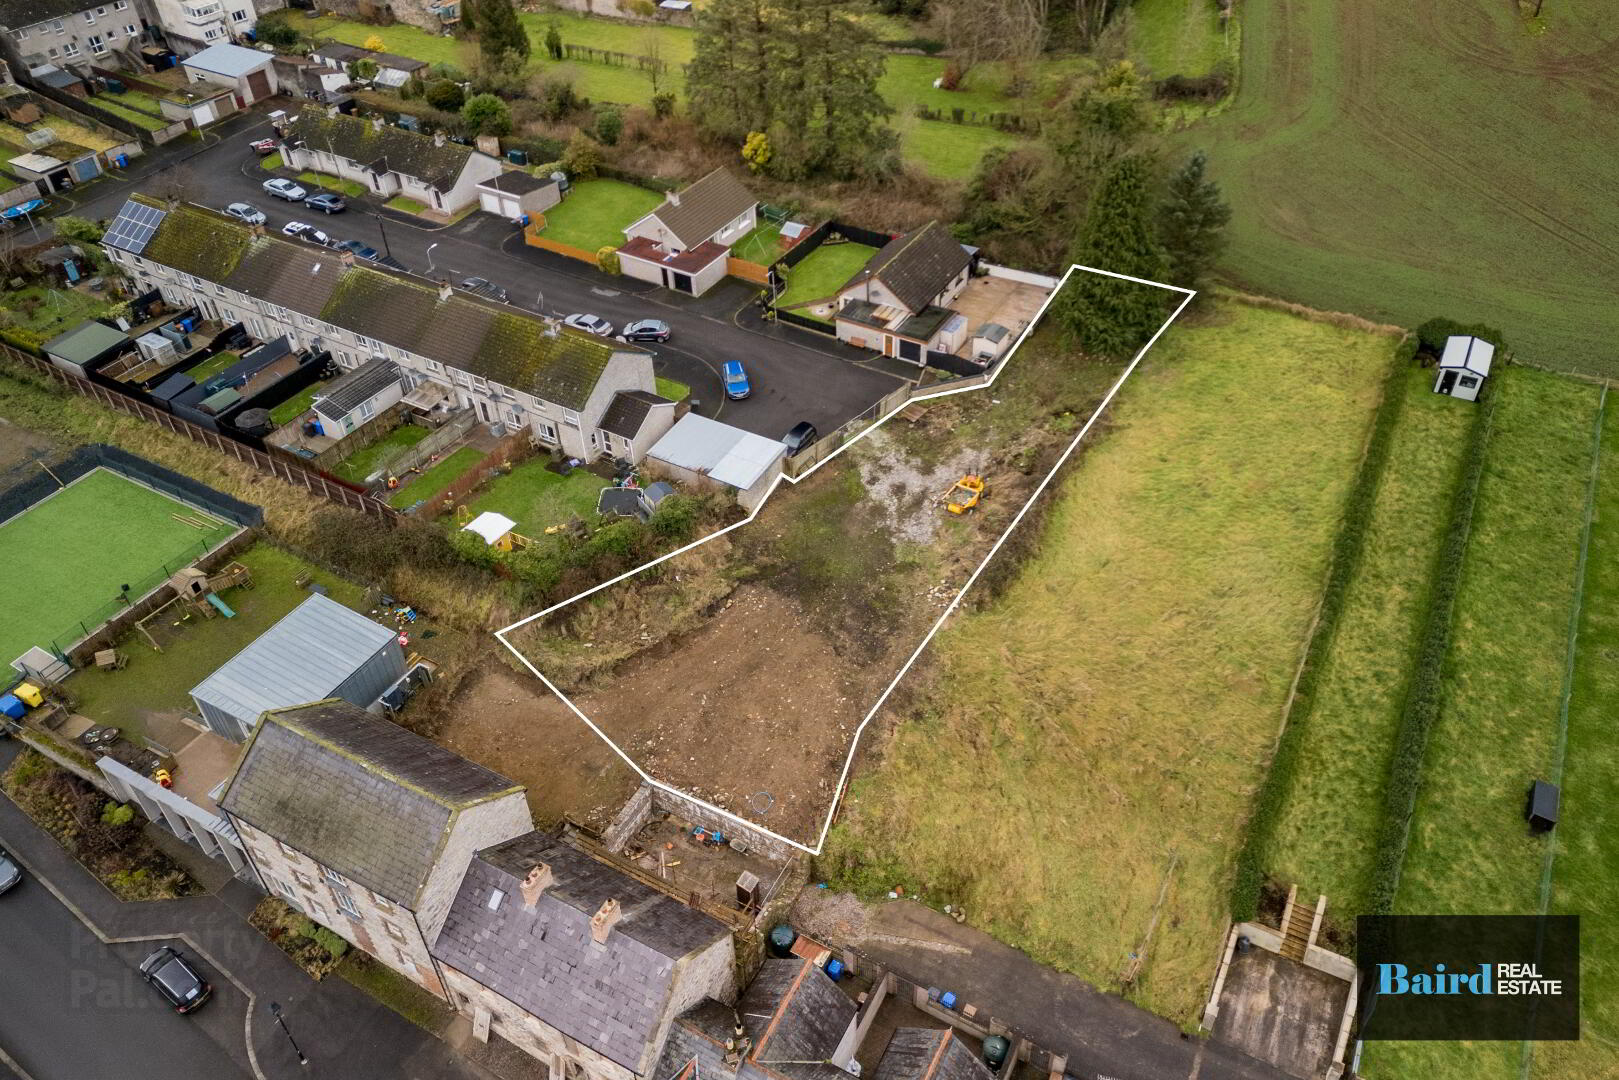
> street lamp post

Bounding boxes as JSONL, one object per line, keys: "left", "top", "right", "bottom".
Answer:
{"left": 269, "top": 1001, "right": 309, "bottom": 1067}
{"left": 376, "top": 212, "right": 393, "bottom": 259}
{"left": 425, "top": 242, "right": 439, "bottom": 275}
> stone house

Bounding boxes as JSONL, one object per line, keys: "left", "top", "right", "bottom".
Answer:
{"left": 432, "top": 830, "right": 735, "bottom": 1080}
{"left": 218, "top": 698, "right": 533, "bottom": 997}
{"left": 101, "top": 194, "right": 664, "bottom": 463}
{"left": 281, "top": 108, "right": 502, "bottom": 215}
{"left": 832, "top": 221, "right": 973, "bottom": 364}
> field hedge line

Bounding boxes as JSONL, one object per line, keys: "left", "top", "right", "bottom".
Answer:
{"left": 1227, "top": 344, "right": 1414, "bottom": 920}
{"left": 1365, "top": 380, "right": 1497, "bottom": 915}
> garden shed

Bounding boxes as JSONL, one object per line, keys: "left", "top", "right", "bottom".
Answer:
{"left": 1433, "top": 335, "right": 1494, "bottom": 402}
{"left": 44, "top": 320, "right": 128, "bottom": 378}
{"left": 189, "top": 592, "right": 404, "bottom": 742}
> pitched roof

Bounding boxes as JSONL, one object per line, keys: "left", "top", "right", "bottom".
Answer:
{"left": 648, "top": 414, "right": 785, "bottom": 490}
{"left": 220, "top": 699, "right": 523, "bottom": 906}
{"left": 115, "top": 196, "right": 635, "bottom": 411}
{"left": 43, "top": 320, "right": 125, "bottom": 365}
{"left": 286, "top": 110, "right": 480, "bottom": 192}
{"left": 599, "top": 389, "right": 673, "bottom": 439}
{"left": 871, "top": 1031, "right": 993, "bottom": 1080}
{"left": 633, "top": 168, "right": 756, "bottom": 250}
{"left": 313, "top": 357, "right": 402, "bottom": 421}
{"left": 312, "top": 41, "right": 371, "bottom": 64}
{"left": 181, "top": 42, "right": 272, "bottom": 79}
{"left": 432, "top": 831, "right": 731, "bottom": 1074}
{"left": 0, "top": 0, "right": 95, "bottom": 30}
{"left": 841, "top": 221, "right": 971, "bottom": 314}
{"left": 480, "top": 170, "right": 556, "bottom": 195}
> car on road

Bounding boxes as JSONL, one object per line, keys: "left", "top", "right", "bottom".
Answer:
{"left": 458, "top": 276, "right": 509, "bottom": 303}
{"left": 337, "top": 238, "right": 380, "bottom": 262}
{"left": 262, "top": 178, "right": 306, "bottom": 202}
{"left": 249, "top": 138, "right": 279, "bottom": 156}
{"left": 223, "top": 202, "right": 266, "bottom": 226}
{"left": 0, "top": 846, "right": 21, "bottom": 895}
{"left": 304, "top": 192, "right": 347, "bottom": 214}
{"left": 782, "top": 421, "right": 818, "bottom": 455}
{"left": 623, "top": 319, "right": 671, "bottom": 343}
{"left": 721, "top": 360, "right": 751, "bottom": 400}
{"left": 139, "top": 947, "right": 212, "bottom": 1014}
{"left": 281, "top": 221, "right": 332, "bottom": 247}
{"left": 563, "top": 313, "right": 615, "bottom": 337}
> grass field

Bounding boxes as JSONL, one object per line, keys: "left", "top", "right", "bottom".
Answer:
{"left": 1130, "top": 0, "right": 1227, "bottom": 77}
{"left": 1363, "top": 369, "right": 1602, "bottom": 1080}
{"left": 1263, "top": 367, "right": 1474, "bottom": 917}
{"left": 540, "top": 179, "right": 663, "bottom": 252}
{"left": 390, "top": 446, "right": 483, "bottom": 510}
{"left": 776, "top": 242, "right": 879, "bottom": 312}
{"left": 0, "top": 468, "right": 236, "bottom": 664}
{"left": 464, "top": 459, "right": 603, "bottom": 536}
{"left": 331, "top": 424, "right": 430, "bottom": 485}
{"left": 1193, "top": 0, "right": 1619, "bottom": 369}
{"left": 824, "top": 301, "right": 1388, "bottom": 1023}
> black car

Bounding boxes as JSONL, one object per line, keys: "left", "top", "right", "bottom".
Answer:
{"left": 623, "top": 319, "right": 671, "bottom": 343}
{"left": 139, "top": 947, "right": 212, "bottom": 1014}
{"left": 305, "top": 192, "right": 347, "bottom": 214}
{"left": 0, "top": 847, "right": 21, "bottom": 895}
{"left": 458, "top": 276, "right": 509, "bottom": 303}
{"left": 783, "top": 421, "right": 818, "bottom": 455}
{"left": 338, "top": 239, "right": 380, "bottom": 262}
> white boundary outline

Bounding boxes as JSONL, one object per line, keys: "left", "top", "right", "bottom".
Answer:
{"left": 496, "top": 265, "right": 1195, "bottom": 855}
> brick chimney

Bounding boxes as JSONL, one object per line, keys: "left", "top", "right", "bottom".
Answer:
{"left": 338, "top": 249, "right": 355, "bottom": 268}
{"left": 589, "top": 898, "right": 622, "bottom": 944}
{"left": 520, "top": 863, "right": 553, "bottom": 910}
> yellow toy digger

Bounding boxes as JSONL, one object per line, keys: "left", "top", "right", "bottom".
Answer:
{"left": 942, "top": 475, "right": 985, "bottom": 515}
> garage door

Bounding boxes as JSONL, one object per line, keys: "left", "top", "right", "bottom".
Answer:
{"left": 480, "top": 191, "right": 519, "bottom": 217}
{"left": 195, "top": 102, "right": 215, "bottom": 126}
{"left": 246, "top": 69, "right": 271, "bottom": 102}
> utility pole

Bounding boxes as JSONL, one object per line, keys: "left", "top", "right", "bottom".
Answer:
{"left": 269, "top": 1001, "right": 309, "bottom": 1067}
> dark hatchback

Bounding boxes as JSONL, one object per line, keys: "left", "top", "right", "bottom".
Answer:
{"left": 140, "top": 947, "right": 212, "bottom": 1014}
{"left": 782, "top": 421, "right": 818, "bottom": 455}
{"left": 305, "top": 192, "right": 347, "bottom": 214}
{"left": 0, "top": 846, "right": 21, "bottom": 894}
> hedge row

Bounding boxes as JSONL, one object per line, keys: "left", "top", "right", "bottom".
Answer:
{"left": 1227, "top": 345, "right": 1416, "bottom": 920}
{"left": 1365, "top": 381, "right": 1498, "bottom": 914}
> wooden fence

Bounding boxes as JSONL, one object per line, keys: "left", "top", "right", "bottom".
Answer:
{"left": 1, "top": 345, "right": 401, "bottom": 524}
{"left": 421, "top": 428, "right": 534, "bottom": 516}
{"left": 561, "top": 43, "right": 670, "bottom": 75}
{"left": 727, "top": 256, "right": 771, "bottom": 285}
{"left": 524, "top": 219, "right": 598, "bottom": 265}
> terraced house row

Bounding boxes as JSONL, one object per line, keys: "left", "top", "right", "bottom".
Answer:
{"left": 99, "top": 194, "right": 678, "bottom": 463}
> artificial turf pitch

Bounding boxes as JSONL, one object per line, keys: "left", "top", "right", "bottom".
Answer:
{"left": 0, "top": 468, "right": 236, "bottom": 663}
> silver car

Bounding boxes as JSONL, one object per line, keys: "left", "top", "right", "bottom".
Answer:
{"left": 0, "top": 847, "right": 21, "bottom": 895}
{"left": 563, "top": 313, "right": 615, "bottom": 337}
{"left": 262, "top": 178, "right": 307, "bottom": 202}
{"left": 224, "top": 202, "right": 267, "bottom": 225}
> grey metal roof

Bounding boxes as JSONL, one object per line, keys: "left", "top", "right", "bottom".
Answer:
{"left": 313, "top": 357, "right": 401, "bottom": 421}
{"left": 648, "top": 414, "right": 785, "bottom": 490}
{"left": 182, "top": 42, "right": 273, "bottom": 79}
{"left": 1438, "top": 335, "right": 1494, "bottom": 377}
{"left": 872, "top": 1030, "right": 993, "bottom": 1080}
{"left": 190, "top": 593, "right": 398, "bottom": 726}
{"left": 219, "top": 699, "right": 522, "bottom": 906}
{"left": 43, "top": 320, "right": 125, "bottom": 366}
{"left": 432, "top": 831, "right": 731, "bottom": 1074}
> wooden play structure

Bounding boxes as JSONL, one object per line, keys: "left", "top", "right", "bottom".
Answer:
{"left": 132, "top": 562, "right": 255, "bottom": 651}
{"left": 457, "top": 507, "right": 537, "bottom": 551}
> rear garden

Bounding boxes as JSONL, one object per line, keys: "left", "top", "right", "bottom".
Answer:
{"left": 329, "top": 422, "right": 431, "bottom": 485}
{"left": 89, "top": 90, "right": 169, "bottom": 132}
{"left": 463, "top": 458, "right": 604, "bottom": 537}
{"left": 390, "top": 445, "right": 483, "bottom": 510}
{"left": 774, "top": 241, "right": 879, "bottom": 317}
{"left": 537, "top": 179, "right": 664, "bottom": 253}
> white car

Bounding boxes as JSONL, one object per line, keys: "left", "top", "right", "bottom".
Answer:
{"left": 263, "top": 178, "right": 307, "bottom": 202}
{"left": 563, "top": 313, "right": 615, "bottom": 338}
{"left": 223, "top": 202, "right": 266, "bottom": 225}
{"left": 281, "top": 221, "right": 332, "bottom": 247}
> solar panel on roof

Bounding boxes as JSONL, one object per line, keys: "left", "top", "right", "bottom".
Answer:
{"left": 104, "top": 200, "right": 167, "bottom": 255}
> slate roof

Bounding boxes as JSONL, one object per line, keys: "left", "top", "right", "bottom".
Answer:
{"left": 632, "top": 168, "right": 756, "bottom": 250}
{"left": 432, "top": 831, "right": 731, "bottom": 1074}
{"left": 286, "top": 111, "right": 479, "bottom": 193}
{"left": 871, "top": 1030, "right": 993, "bottom": 1080}
{"left": 114, "top": 196, "right": 634, "bottom": 411}
{"left": 181, "top": 42, "right": 272, "bottom": 79}
{"left": 599, "top": 390, "right": 673, "bottom": 440}
{"left": 312, "top": 41, "right": 371, "bottom": 64}
{"left": 841, "top": 221, "right": 971, "bottom": 315}
{"left": 220, "top": 698, "right": 522, "bottom": 906}
{"left": 313, "top": 357, "right": 402, "bottom": 421}
{"left": 480, "top": 170, "right": 556, "bottom": 195}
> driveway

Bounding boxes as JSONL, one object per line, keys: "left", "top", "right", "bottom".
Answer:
{"left": 68, "top": 108, "right": 911, "bottom": 445}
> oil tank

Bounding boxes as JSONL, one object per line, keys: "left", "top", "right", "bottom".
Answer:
{"left": 982, "top": 1036, "right": 1010, "bottom": 1071}
{"left": 767, "top": 925, "right": 797, "bottom": 958}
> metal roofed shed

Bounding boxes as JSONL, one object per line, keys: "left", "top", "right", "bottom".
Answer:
{"left": 181, "top": 42, "right": 274, "bottom": 80}
{"left": 1434, "top": 335, "right": 1495, "bottom": 403}
{"left": 189, "top": 593, "right": 405, "bottom": 742}
{"left": 645, "top": 414, "right": 787, "bottom": 512}
{"left": 44, "top": 320, "right": 128, "bottom": 378}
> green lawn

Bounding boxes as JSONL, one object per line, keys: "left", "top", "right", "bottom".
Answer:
{"left": 1129, "top": 0, "right": 1227, "bottom": 78}
{"left": 1194, "top": 0, "right": 1619, "bottom": 371}
{"left": 91, "top": 93, "right": 168, "bottom": 131}
{"left": 540, "top": 179, "right": 663, "bottom": 252}
{"left": 0, "top": 468, "right": 237, "bottom": 669}
{"left": 186, "top": 351, "right": 240, "bottom": 385}
{"left": 1535, "top": 394, "right": 1619, "bottom": 1080}
{"left": 464, "top": 459, "right": 603, "bottom": 536}
{"left": 1366, "top": 369, "right": 1603, "bottom": 1080}
{"left": 331, "top": 424, "right": 431, "bottom": 485}
{"left": 67, "top": 544, "right": 367, "bottom": 738}
{"left": 297, "top": 170, "right": 368, "bottom": 199}
{"left": 731, "top": 221, "right": 785, "bottom": 265}
{"left": 385, "top": 195, "right": 427, "bottom": 214}
{"left": 390, "top": 446, "right": 484, "bottom": 510}
{"left": 4, "top": 287, "right": 118, "bottom": 339}
{"left": 1263, "top": 366, "right": 1474, "bottom": 917}
{"left": 655, "top": 376, "right": 689, "bottom": 403}
{"left": 776, "top": 241, "right": 879, "bottom": 312}
{"left": 258, "top": 152, "right": 283, "bottom": 171}
{"left": 269, "top": 380, "right": 326, "bottom": 427}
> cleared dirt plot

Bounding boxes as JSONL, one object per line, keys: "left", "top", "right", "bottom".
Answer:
{"left": 820, "top": 303, "right": 1390, "bottom": 1025}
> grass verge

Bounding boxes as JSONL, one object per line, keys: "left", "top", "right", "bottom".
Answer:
{"left": 259, "top": 152, "right": 282, "bottom": 171}
{"left": 297, "top": 170, "right": 368, "bottom": 199}
{"left": 337, "top": 953, "right": 455, "bottom": 1032}
{"left": 655, "top": 376, "right": 689, "bottom": 402}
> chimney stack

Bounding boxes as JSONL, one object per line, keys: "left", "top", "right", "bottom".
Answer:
{"left": 520, "top": 863, "right": 553, "bottom": 910}
{"left": 438, "top": 279, "right": 453, "bottom": 302}
{"left": 371, "top": 114, "right": 383, "bottom": 132}
{"left": 589, "top": 898, "right": 622, "bottom": 944}
{"left": 433, "top": 131, "right": 446, "bottom": 148}
{"left": 339, "top": 249, "right": 355, "bottom": 268}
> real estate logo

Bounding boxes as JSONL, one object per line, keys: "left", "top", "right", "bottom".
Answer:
{"left": 1356, "top": 915, "right": 1579, "bottom": 1041}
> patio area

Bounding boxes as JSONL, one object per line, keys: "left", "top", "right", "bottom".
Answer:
{"left": 946, "top": 274, "right": 1052, "bottom": 357}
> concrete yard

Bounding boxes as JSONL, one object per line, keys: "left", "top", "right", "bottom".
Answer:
{"left": 1211, "top": 948, "right": 1350, "bottom": 1080}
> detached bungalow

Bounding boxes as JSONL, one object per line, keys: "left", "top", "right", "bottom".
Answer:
{"left": 617, "top": 168, "right": 757, "bottom": 297}
{"left": 281, "top": 109, "right": 503, "bottom": 215}
{"left": 833, "top": 221, "right": 974, "bottom": 365}
{"left": 309, "top": 42, "right": 429, "bottom": 87}
{"left": 180, "top": 42, "right": 279, "bottom": 107}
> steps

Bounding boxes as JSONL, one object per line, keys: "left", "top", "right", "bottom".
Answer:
{"left": 1279, "top": 884, "right": 1325, "bottom": 961}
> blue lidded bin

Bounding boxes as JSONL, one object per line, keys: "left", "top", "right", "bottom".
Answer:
{"left": 0, "top": 695, "right": 24, "bottom": 720}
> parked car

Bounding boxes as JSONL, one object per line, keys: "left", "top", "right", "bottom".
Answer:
{"left": 782, "top": 421, "right": 818, "bottom": 455}
{"left": 0, "top": 847, "right": 21, "bottom": 895}
{"left": 458, "top": 276, "right": 509, "bottom": 303}
{"left": 563, "top": 313, "right": 615, "bottom": 337}
{"left": 223, "top": 202, "right": 266, "bottom": 226}
{"left": 721, "top": 360, "right": 751, "bottom": 400}
{"left": 281, "top": 221, "right": 332, "bottom": 247}
{"left": 262, "top": 178, "right": 307, "bottom": 202}
{"left": 249, "top": 138, "right": 279, "bottom": 156}
{"left": 338, "top": 239, "right": 380, "bottom": 262}
{"left": 139, "top": 947, "right": 212, "bottom": 1014}
{"left": 304, "top": 192, "right": 347, "bottom": 214}
{"left": 623, "top": 319, "right": 671, "bottom": 343}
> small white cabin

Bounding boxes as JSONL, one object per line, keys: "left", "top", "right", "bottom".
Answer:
{"left": 1434, "top": 335, "right": 1494, "bottom": 402}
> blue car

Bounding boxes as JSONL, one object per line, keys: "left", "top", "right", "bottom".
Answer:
{"left": 721, "top": 360, "right": 750, "bottom": 400}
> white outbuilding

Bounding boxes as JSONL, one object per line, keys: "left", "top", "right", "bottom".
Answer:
{"left": 1433, "top": 335, "right": 1494, "bottom": 402}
